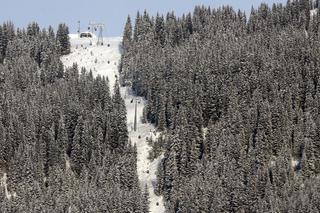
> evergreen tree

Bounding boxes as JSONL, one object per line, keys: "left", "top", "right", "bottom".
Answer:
{"left": 110, "top": 80, "right": 128, "bottom": 152}
{"left": 142, "top": 184, "right": 150, "bottom": 213}
{"left": 122, "top": 15, "right": 132, "bottom": 52}
{"left": 121, "top": 3, "right": 320, "bottom": 212}
{"left": 0, "top": 22, "right": 145, "bottom": 211}
{"left": 56, "top": 23, "right": 70, "bottom": 55}
{"left": 154, "top": 14, "right": 165, "bottom": 46}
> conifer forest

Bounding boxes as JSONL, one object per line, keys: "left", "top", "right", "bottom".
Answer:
{"left": 1, "top": 0, "right": 320, "bottom": 212}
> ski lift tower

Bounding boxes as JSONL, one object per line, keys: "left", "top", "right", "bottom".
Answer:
{"left": 88, "top": 21, "right": 105, "bottom": 45}
{"left": 77, "top": 21, "right": 81, "bottom": 38}
{"left": 134, "top": 97, "right": 138, "bottom": 131}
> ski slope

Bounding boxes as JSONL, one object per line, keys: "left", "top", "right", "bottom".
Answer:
{"left": 61, "top": 35, "right": 121, "bottom": 93}
{"left": 61, "top": 35, "right": 165, "bottom": 213}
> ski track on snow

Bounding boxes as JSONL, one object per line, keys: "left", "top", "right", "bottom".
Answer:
{"left": 61, "top": 35, "right": 165, "bottom": 213}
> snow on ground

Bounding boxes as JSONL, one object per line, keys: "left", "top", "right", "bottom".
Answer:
{"left": 62, "top": 34, "right": 165, "bottom": 213}
{"left": 0, "top": 173, "right": 16, "bottom": 200}
{"left": 61, "top": 34, "right": 122, "bottom": 93}
{"left": 122, "top": 87, "right": 165, "bottom": 213}
{"left": 291, "top": 158, "right": 300, "bottom": 170}
{"left": 311, "top": 8, "right": 318, "bottom": 17}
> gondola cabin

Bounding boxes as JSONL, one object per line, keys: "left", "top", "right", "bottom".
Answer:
{"left": 80, "top": 32, "right": 93, "bottom": 38}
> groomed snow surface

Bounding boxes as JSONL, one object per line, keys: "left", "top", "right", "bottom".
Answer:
{"left": 61, "top": 34, "right": 165, "bottom": 213}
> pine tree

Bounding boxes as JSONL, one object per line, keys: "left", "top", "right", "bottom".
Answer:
{"left": 122, "top": 15, "right": 132, "bottom": 52}
{"left": 154, "top": 14, "right": 165, "bottom": 46}
{"left": 185, "top": 13, "right": 193, "bottom": 37}
{"left": 27, "top": 22, "right": 40, "bottom": 37}
{"left": 134, "top": 11, "right": 142, "bottom": 42}
{"left": 0, "top": 120, "right": 8, "bottom": 167}
{"left": 157, "top": 94, "right": 166, "bottom": 131}
{"left": 48, "top": 25, "right": 55, "bottom": 41}
{"left": 110, "top": 80, "right": 128, "bottom": 152}
{"left": 0, "top": 22, "right": 147, "bottom": 211}
{"left": 142, "top": 184, "right": 150, "bottom": 213}
{"left": 56, "top": 23, "right": 70, "bottom": 55}
{"left": 0, "top": 25, "right": 4, "bottom": 63}
{"left": 70, "top": 116, "right": 85, "bottom": 175}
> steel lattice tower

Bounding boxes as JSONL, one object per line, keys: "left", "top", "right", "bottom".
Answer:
{"left": 88, "top": 21, "right": 105, "bottom": 45}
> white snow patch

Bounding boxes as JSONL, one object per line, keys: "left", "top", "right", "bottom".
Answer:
{"left": 61, "top": 36, "right": 122, "bottom": 93}
{"left": 65, "top": 156, "right": 71, "bottom": 171}
{"left": 62, "top": 35, "right": 165, "bottom": 213}
{"left": 311, "top": 8, "right": 318, "bottom": 17}
{"left": 1, "top": 173, "right": 15, "bottom": 200}
{"left": 202, "top": 127, "right": 208, "bottom": 140}
{"left": 291, "top": 158, "right": 299, "bottom": 169}
{"left": 269, "top": 160, "right": 275, "bottom": 167}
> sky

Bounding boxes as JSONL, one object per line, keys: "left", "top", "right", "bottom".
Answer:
{"left": 0, "top": 0, "right": 287, "bottom": 36}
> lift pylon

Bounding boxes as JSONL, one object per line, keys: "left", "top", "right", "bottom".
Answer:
{"left": 88, "top": 21, "right": 105, "bottom": 45}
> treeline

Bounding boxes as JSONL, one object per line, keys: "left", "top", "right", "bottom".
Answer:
{"left": 121, "top": 0, "right": 320, "bottom": 212}
{"left": 0, "top": 22, "right": 149, "bottom": 212}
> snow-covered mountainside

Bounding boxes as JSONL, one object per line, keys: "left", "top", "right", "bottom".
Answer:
{"left": 61, "top": 35, "right": 121, "bottom": 93}
{"left": 61, "top": 35, "right": 165, "bottom": 213}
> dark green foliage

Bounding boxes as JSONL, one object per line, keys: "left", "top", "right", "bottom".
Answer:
{"left": 0, "top": 22, "right": 15, "bottom": 63}
{"left": 0, "top": 22, "right": 145, "bottom": 211}
{"left": 154, "top": 14, "right": 165, "bottom": 46}
{"left": 56, "top": 23, "right": 70, "bottom": 55}
{"left": 121, "top": 1, "right": 320, "bottom": 212}
{"left": 122, "top": 15, "right": 133, "bottom": 52}
{"left": 142, "top": 184, "right": 150, "bottom": 213}
{"left": 110, "top": 80, "right": 128, "bottom": 152}
{"left": 148, "top": 134, "right": 165, "bottom": 161}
